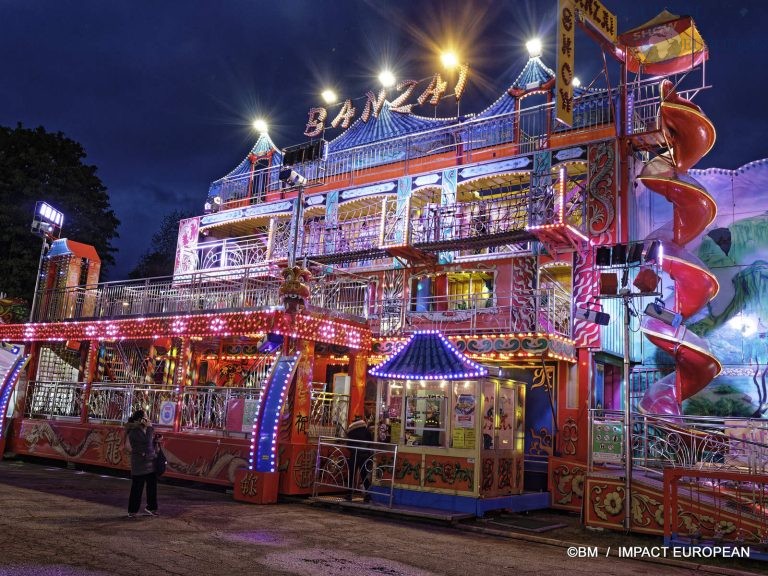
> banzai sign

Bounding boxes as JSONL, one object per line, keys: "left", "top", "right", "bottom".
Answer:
{"left": 556, "top": 0, "right": 616, "bottom": 127}
{"left": 304, "top": 65, "right": 469, "bottom": 138}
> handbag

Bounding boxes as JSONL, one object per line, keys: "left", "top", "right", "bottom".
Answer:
{"left": 154, "top": 446, "right": 167, "bottom": 476}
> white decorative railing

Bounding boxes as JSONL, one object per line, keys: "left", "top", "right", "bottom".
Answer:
{"left": 590, "top": 410, "right": 768, "bottom": 476}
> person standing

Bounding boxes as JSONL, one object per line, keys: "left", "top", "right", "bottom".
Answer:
{"left": 124, "top": 409, "right": 160, "bottom": 518}
{"left": 346, "top": 416, "right": 373, "bottom": 502}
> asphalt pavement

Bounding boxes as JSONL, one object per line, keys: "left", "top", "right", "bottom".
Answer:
{"left": 0, "top": 458, "right": 765, "bottom": 576}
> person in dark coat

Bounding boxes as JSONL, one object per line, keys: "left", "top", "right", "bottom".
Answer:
{"left": 346, "top": 416, "right": 373, "bottom": 501}
{"left": 124, "top": 409, "right": 160, "bottom": 518}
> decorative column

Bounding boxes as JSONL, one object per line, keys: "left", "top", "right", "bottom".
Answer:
{"left": 172, "top": 338, "right": 190, "bottom": 433}
{"left": 80, "top": 340, "right": 99, "bottom": 424}
{"left": 347, "top": 351, "right": 368, "bottom": 422}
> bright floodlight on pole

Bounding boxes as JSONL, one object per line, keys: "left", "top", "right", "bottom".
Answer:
{"left": 321, "top": 89, "right": 337, "bottom": 104}
{"left": 378, "top": 69, "right": 396, "bottom": 88}
{"left": 526, "top": 38, "right": 543, "bottom": 58}
{"left": 30, "top": 201, "right": 64, "bottom": 322}
{"left": 31, "top": 201, "right": 64, "bottom": 238}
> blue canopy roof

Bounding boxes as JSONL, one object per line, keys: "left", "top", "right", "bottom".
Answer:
{"left": 328, "top": 102, "right": 453, "bottom": 152}
{"left": 370, "top": 330, "right": 488, "bottom": 380}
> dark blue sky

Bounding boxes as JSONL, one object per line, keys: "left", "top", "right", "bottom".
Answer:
{"left": 1, "top": 1, "right": 765, "bottom": 279}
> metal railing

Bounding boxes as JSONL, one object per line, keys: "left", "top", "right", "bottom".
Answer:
{"left": 215, "top": 87, "right": 627, "bottom": 210}
{"left": 24, "top": 381, "right": 83, "bottom": 419}
{"left": 590, "top": 410, "right": 768, "bottom": 476}
{"left": 313, "top": 435, "right": 398, "bottom": 506}
{"left": 24, "top": 380, "right": 264, "bottom": 435}
{"left": 309, "top": 391, "right": 349, "bottom": 439}
{"left": 180, "top": 386, "right": 262, "bottom": 432}
{"left": 33, "top": 266, "right": 285, "bottom": 323}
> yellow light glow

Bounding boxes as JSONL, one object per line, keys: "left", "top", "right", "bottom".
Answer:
{"left": 526, "top": 38, "right": 542, "bottom": 58}
{"left": 321, "top": 89, "right": 337, "bottom": 104}
{"left": 253, "top": 118, "right": 268, "bottom": 133}
{"left": 441, "top": 51, "right": 459, "bottom": 69}
{"left": 572, "top": 76, "right": 581, "bottom": 88}
{"left": 378, "top": 70, "right": 396, "bottom": 88}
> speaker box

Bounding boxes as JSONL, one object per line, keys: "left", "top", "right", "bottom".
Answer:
{"left": 633, "top": 267, "right": 660, "bottom": 293}
{"left": 611, "top": 243, "right": 627, "bottom": 265}
{"left": 599, "top": 272, "right": 618, "bottom": 295}
{"left": 595, "top": 247, "right": 611, "bottom": 266}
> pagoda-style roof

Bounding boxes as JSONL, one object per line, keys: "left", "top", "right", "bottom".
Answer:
{"left": 370, "top": 330, "right": 488, "bottom": 380}
{"left": 328, "top": 102, "right": 453, "bottom": 151}
{"left": 511, "top": 56, "right": 555, "bottom": 92}
{"left": 208, "top": 132, "right": 281, "bottom": 197}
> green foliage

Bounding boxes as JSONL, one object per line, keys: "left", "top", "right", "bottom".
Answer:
{"left": 684, "top": 395, "right": 754, "bottom": 417}
{"left": 0, "top": 124, "right": 119, "bottom": 302}
{"left": 128, "top": 210, "right": 192, "bottom": 279}
{"left": 712, "top": 384, "right": 738, "bottom": 395}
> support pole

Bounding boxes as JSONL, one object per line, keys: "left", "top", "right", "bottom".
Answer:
{"left": 623, "top": 294, "right": 632, "bottom": 531}
{"left": 29, "top": 237, "right": 48, "bottom": 322}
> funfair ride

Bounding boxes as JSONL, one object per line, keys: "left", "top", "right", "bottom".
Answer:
{"left": 0, "top": 2, "right": 766, "bottom": 546}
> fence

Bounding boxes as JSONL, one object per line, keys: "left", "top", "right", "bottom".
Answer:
{"left": 313, "top": 435, "right": 398, "bottom": 506}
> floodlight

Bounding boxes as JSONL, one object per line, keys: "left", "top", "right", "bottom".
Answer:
{"left": 321, "top": 90, "right": 337, "bottom": 104}
{"left": 378, "top": 70, "right": 396, "bottom": 88}
{"left": 279, "top": 168, "right": 307, "bottom": 187}
{"left": 576, "top": 306, "right": 610, "bottom": 326}
{"left": 644, "top": 300, "right": 682, "bottom": 328}
{"left": 526, "top": 38, "right": 542, "bottom": 58}
{"left": 645, "top": 240, "right": 661, "bottom": 263}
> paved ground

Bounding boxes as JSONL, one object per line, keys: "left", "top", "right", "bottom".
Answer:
{"left": 0, "top": 458, "right": 766, "bottom": 576}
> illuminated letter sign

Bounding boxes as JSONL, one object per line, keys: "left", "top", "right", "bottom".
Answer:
{"left": 572, "top": 0, "right": 616, "bottom": 43}
{"left": 557, "top": 0, "right": 575, "bottom": 127}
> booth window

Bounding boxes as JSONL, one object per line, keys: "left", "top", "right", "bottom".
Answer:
{"left": 404, "top": 381, "right": 447, "bottom": 447}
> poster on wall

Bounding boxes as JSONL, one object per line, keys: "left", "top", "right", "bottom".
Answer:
{"left": 592, "top": 422, "right": 623, "bottom": 463}
{"left": 454, "top": 393, "right": 475, "bottom": 428}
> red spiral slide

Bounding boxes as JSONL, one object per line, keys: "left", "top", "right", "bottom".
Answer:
{"left": 636, "top": 80, "right": 721, "bottom": 415}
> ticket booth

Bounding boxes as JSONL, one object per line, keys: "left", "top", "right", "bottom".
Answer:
{"left": 370, "top": 330, "right": 525, "bottom": 516}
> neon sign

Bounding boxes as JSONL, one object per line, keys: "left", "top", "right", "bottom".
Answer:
{"left": 304, "top": 64, "right": 469, "bottom": 137}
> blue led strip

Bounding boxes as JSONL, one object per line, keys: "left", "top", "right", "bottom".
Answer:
{"left": 0, "top": 348, "right": 29, "bottom": 440}
{"left": 248, "top": 354, "right": 299, "bottom": 473}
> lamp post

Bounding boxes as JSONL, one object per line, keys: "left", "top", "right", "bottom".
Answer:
{"left": 29, "top": 201, "right": 64, "bottom": 322}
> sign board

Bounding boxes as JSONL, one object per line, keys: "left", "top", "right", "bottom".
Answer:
{"left": 592, "top": 422, "right": 623, "bottom": 463}
{"left": 242, "top": 399, "right": 260, "bottom": 433}
{"left": 572, "top": 0, "right": 616, "bottom": 43}
{"left": 158, "top": 401, "right": 176, "bottom": 426}
{"left": 556, "top": 0, "right": 575, "bottom": 126}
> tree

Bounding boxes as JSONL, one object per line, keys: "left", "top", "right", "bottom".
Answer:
{"left": 0, "top": 124, "right": 120, "bottom": 303}
{"left": 128, "top": 210, "right": 192, "bottom": 279}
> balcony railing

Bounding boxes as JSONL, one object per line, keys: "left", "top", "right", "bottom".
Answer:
{"left": 33, "top": 266, "right": 285, "bottom": 323}
{"left": 215, "top": 87, "right": 623, "bottom": 211}
{"left": 368, "top": 287, "right": 572, "bottom": 338}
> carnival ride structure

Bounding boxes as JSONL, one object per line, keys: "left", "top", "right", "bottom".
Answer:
{"left": 0, "top": 3, "right": 766, "bottom": 546}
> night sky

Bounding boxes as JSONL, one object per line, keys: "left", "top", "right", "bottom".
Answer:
{"left": 1, "top": 1, "right": 765, "bottom": 279}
